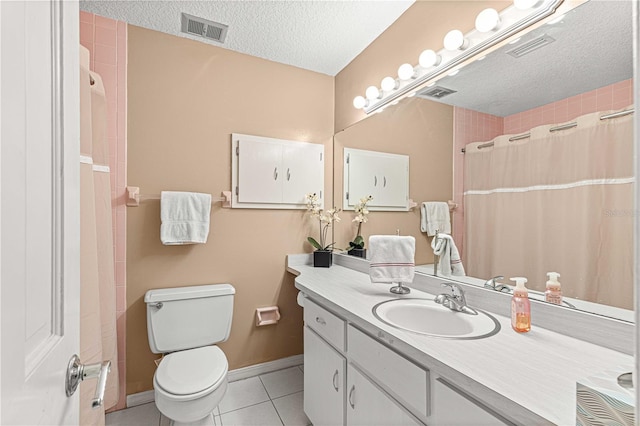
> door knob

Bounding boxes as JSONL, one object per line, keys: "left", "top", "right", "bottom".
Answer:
{"left": 65, "top": 354, "right": 111, "bottom": 408}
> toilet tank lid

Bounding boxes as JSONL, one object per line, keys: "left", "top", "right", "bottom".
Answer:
{"left": 145, "top": 284, "right": 235, "bottom": 304}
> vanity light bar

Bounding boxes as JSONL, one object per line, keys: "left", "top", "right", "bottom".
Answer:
{"left": 354, "top": 0, "right": 565, "bottom": 115}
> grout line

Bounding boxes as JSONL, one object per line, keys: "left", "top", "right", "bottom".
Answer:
{"left": 219, "top": 399, "right": 270, "bottom": 416}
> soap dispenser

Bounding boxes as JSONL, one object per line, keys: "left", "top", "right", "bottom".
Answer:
{"left": 544, "top": 272, "right": 562, "bottom": 305}
{"left": 510, "top": 277, "right": 531, "bottom": 333}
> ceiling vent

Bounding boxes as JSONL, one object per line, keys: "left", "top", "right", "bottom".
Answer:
{"left": 507, "top": 35, "right": 556, "bottom": 58}
{"left": 181, "top": 13, "right": 228, "bottom": 43}
{"left": 417, "top": 86, "right": 457, "bottom": 99}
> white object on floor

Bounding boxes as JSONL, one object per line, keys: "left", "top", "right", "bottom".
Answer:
{"left": 420, "top": 201, "right": 451, "bottom": 236}
{"left": 160, "top": 191, "right": 212, "bottom": 245}
{"left": 145, "top": 284, "right": 235, "bottom": 424}
{"left": 368, "top": 235, "right": 415, "bottom": 283}
{"left": 431, "top": 233, "right": 465, "bottom": 276}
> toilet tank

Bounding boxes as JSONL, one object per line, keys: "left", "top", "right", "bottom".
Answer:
{"left": 145, "top": 283, "right": 235, "bottom": 354}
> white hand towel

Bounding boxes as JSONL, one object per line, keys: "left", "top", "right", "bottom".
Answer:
{"left": 368, "top": 235, "right": 415, "bottom": 283}
{"left": 160, "top": 191, "right": 211, "bottom": 245}
{"left": 431, "top": 233, "right": 465, "bottom": 276}
{"left": 420, "top": 202, "right": 451, "bottom": 236}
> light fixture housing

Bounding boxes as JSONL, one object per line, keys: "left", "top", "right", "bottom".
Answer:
{"left": 475, "top": 8, "right": 501, "bottom": 33}
{"left": 381, "top": 76, "right": 398, "bottom": 92}
{"left": 443, "top": 30, "right": 468, "bottom": 51}
{"left": 397, "top": 63, "right": 416, "bottom": 80}
{"left": 365, "top": 86, "right": 381, "bottom": 100}
{"left": 418, "top": 49, "right": 441, "bottom": 68}
{"left": 353, "top": 96, "right": 368, "bottom": 109}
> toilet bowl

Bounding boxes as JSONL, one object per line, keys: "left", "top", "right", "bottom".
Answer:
{"left": 154, "top": 346, "right": 228, "bottom": 424}
{"left": 145, "top": 284, "right": 235, "bottom": 426}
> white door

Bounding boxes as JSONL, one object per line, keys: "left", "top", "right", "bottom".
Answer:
{"left": 1, "top": 1, "right": 81, "bottom": 424}
{"left": 236, "top": 136, "right": 284, "bottom": 204}
{"left": 281, "top": 142, "right": 324, "bottom": 205}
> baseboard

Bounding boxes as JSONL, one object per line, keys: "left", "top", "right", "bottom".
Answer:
{"left": 126, "top": 390, "right": 155, "bottom": 408}
{"left": 226, "top": 354, "right": 304, "bottom": 383}
{"left": 125, "top": 354, "right": 304, "bottom": 408}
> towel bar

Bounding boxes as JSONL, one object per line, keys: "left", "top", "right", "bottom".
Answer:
{"left": 126, "top": 186, "right": 232, "bottom": 208}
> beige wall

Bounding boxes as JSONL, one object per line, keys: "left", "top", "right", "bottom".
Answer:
{"left": 126, "top": 26, "right": 334, "bottom": 395}
{"left": 334, "top": 97, "right": 453, "bottom": 264}
{"left": 334, "top": 1, "right": 510, "bottom": 133}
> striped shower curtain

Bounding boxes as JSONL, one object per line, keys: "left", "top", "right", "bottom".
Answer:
{"left": 463, "top": 108, "right": 633, "bottom": 310}
{"left": 80, "top": 45, "right": 119, "bottom": 425}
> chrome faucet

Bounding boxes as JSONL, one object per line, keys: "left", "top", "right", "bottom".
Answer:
{"left": 483, "top": 275, "right": 510, "bottom": 293}
{"left": 435, "top": 283, "right": 477, "bottom": 315}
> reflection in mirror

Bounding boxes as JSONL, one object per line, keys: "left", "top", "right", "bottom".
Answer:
{"left": 333, "top": 0, "right": 634, "bottom": 322}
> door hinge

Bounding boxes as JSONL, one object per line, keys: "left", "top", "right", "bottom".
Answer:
{"left": 320, "top": 152, "right": 323, "bottom": 161}
{"left": 346, "top": 192, "right": 349, "bottom": 201}
{"left": 235, "top": 186, "right": 239, "bottom": 196}
{"left": 346, "top": 154, "right": 350, "bottom": 164}
{"left": 320, "top": 190, "right": 322, "bottom": 199}
{"left": 236, "top": 145, "right": 239, "bottom": 156}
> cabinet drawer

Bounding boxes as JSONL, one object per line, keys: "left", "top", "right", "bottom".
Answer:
{"left": 432, "top": 378, "right": 512, "bottom": 425}
{"left": 347, "top": 325, "right": 429, "bottom": 418}
{"left": 304, "top": 299, "right": 346, "bottom": 352}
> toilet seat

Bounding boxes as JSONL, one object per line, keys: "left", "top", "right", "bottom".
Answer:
{"left": 155, "top": 346, "right": 228, "bottom": 396}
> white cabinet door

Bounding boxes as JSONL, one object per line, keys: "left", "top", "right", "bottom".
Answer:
{"left": 344, "top": 148, "right": 409, "bottom": 211}
{"left": 282, "top": 142, "right": 324, "bottom": 205}
{"left": 346, "top": 364, "right": 420, "bottom": 426}
{"left": 432, "top": 378, "right": 511, "bottom": 425}
{"left": 236, "top": 137, "right": 283, "bottom": 204}
{"left": 232, "top": 134, "right": 324, "bottom": 208}
{"left": 304, "top": 327, "right": 346, "bottom": 426}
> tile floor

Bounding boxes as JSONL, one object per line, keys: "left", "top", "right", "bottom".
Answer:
{"left": 106, "top": 365, "right": 310, "bottom": 426}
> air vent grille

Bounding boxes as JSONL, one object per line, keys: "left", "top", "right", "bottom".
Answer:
{"left": 507, "top": 35, "right": 556, "bottom": 58}
{"left": 417, "top": 86, "right": 457, "bottom": 99}
{"left": 181, "top": 13, "right": 228, "bottom": 43}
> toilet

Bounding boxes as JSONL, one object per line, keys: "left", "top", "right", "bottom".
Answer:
{"left": 145, "top": 283, "right": 235, "bottom": 425}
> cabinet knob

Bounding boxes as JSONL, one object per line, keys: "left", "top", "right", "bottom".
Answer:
{"left": 273, "top": 167, "right": 278, "bottom": 180}
{"left": 332, "top": 370, "right": 339, "bottom": 391}
{"left": 315, "top": 316, "right": 326, "bottom": 325}
{"left": 287, "top": 168, "right": 291, "bottom": 181}
{"left": 374, "top": 176, "right": 377, "bottom": 187}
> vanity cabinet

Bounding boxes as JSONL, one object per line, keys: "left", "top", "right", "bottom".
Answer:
{"left": 303, "top": 296, "right": 515, "bottom": 426}
{"left": 343, "top": 148, "right": 409, "bottom": 211}
{"left": 231, "top": 133, "right": 324, "bottom": 209}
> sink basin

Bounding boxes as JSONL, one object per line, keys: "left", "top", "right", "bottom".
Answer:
{"left": 372, "top": 298, "right": 501, "bottom": 339}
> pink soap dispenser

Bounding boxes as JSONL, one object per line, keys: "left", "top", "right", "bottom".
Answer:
{"left": 544, "top": 272, "right": 563, "bottom": 305}
{"left": 510, "top": 277, "right": 531, "bottom": 333}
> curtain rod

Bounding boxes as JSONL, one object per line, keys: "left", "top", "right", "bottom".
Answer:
{"left": 460, "top": 108, "right": 634, "bottom": 153}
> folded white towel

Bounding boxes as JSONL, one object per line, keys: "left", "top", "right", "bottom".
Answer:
{"left": 160, "top": 191, "right": 212, "bottom": 245}
{"left": 368, "top": 235, "right": 415, "bottom": 283}
{"left": 431, "top": 233, "right": 465, "bottom": 276}
{"left": 421, "top": 202, "right": 451, "bottom": 236}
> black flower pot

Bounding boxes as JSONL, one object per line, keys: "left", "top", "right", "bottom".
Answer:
{"left": 313, "top": 250, "right": 333, "bottom": 268}
{"left": 347, "top": 248, "right": 366, "bottom": 258}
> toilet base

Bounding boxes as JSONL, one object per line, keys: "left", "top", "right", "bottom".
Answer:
{"left": 168, "top": 413, "right": 216, "bottom": 426}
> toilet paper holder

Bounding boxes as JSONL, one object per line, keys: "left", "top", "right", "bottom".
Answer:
{"left": 256, "top": 306, "right": 281, "bottom": 326}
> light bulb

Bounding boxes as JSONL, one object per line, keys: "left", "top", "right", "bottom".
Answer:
{"left": 365, "top": 86, "right": 380, "bottom": 100}
{"left": 444, "top": 30, "right": 468, "bottom": 51}
{"left": 397, "top": 63, "right": 416, "bottom": 80}
{"left": 418, "top": 49, "right": 441, "bottom": 68}
{"left": 353, "top": 96, "right": 367, "bottom": 109}
{"left": 448, "top": 69, "right": 460, "bottom": 76}
{"left": 475, "top": 8, "right": 501, "bottom": 32}
{"left": 381, "top": 76, "right": 398, "bottom": 92}
{"left": 514, "top": 0, "right": 539, "bottom": 10}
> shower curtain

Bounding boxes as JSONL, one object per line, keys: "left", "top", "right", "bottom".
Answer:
{"left": 463, "top": 108, "right": 633, "bottom": 310}
{"left": 80, "top": 45, "right": 119, "bottom": 425}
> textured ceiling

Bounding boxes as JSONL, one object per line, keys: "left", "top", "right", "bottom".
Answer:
{"left": 79, "top": 0, "right": 414, "bottom": 76}
{"left": 418, "top": 0, "right": 633, "bottom": 116}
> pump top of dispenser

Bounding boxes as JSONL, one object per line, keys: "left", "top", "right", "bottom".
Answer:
{"left": 510, "top": 277, "right": 528, "bottom": 296}
{"left": 546, "top": 272, "right": 561, "bottom": 288}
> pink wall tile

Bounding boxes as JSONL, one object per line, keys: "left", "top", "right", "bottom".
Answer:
{"left": 80, "top": 11, "right": 127, "bottom": 412}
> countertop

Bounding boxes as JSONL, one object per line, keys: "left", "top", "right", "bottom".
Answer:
{"left": 288, "top": 259, "right": 634, "bottom": 425}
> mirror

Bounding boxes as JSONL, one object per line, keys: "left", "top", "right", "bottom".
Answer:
{"left": 333, "top": 0, "right": 634, "bottom": 322}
